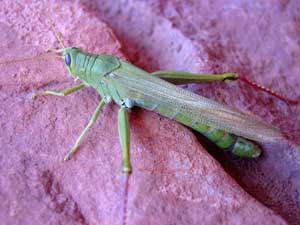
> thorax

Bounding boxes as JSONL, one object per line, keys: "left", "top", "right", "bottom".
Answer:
{"left": 75, "top": 53, "right": 121, "bottom": 89}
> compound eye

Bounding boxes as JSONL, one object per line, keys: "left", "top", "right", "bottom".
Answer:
{"left": 65, "top": 53, "right": 71, "bottom": 66}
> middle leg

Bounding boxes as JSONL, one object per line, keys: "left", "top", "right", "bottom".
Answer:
{"left": 64, "top": 98, "right": 106, "bottom": 161}
{"left": 118, "top": 106, "right": 132, "bottom": 174}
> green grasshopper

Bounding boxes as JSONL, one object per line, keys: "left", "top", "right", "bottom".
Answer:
{"left": 28, "top": 29, "right": 284, "bottom": 173}
{"left": 46, "top": 47, "right": 281, "bottom": 169}
{"left": 2, "top": 22, "right": 283, "bottom": 174}
{"left": 1, "top": 21, "right": 284, "bottom": 225}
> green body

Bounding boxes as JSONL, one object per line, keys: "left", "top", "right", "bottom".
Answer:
{"left": 65, "top": 48, "right": 281, "bottom": 158}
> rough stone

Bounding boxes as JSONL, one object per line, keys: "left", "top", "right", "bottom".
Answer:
{"left": 81, "top": 1, "right": 300, "bottom": 224}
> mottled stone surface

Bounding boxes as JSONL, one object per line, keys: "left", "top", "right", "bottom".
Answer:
{"left": 0, "top": 1, "right": 296, "bottom": 225}
{"left": 82, "top": 1, "right": 300, "bottom": 224}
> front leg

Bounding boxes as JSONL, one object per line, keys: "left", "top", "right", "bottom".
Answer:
{"left": 32, "top": 83, "right": 86, "bottom": 99}
{"left": 151, "top": 70, "right": 238, "bottom": 85}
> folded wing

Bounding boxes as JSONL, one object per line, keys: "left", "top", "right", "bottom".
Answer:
{"left": 106, "top": 62, "right": 282, "bottom": 143}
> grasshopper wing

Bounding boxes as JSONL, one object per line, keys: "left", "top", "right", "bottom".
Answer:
{"left": 106, "top": 61, "right": 282, "bottom": 143}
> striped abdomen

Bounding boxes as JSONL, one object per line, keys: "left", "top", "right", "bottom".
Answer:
{"left": 138, "top": 101, "right": 261, "bottom": 158}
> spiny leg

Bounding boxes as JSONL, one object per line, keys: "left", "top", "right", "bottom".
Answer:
{"left": 32, "top": 83, "right": 85, "bottom": 99}
{"left": 64, "top": 98, "right": 106, "bottom": 161}
{"left": 151, "top": 70, "right": 238, "bottom": 85}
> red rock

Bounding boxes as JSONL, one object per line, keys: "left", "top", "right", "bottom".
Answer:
{"left": 0, "top": 1, "right": 291, "bottom": 225}
{"left": 82, "top": 1, "right": 300, "bottom": 224}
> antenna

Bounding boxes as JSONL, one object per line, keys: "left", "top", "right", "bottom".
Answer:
{"left": 48, "top": 17, "right": 66, "bottom": 49}
{"left": 0, "top": 18, "right": 66, "bottom": 66}
{"left": 0, "top": 54, "right": 61, "bottom": 66}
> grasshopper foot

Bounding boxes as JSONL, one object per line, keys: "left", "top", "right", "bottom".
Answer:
{"left": 63, "top": 155, "right": 71, "bottom": 161}
{"left": 63, "top": 145, "right": 79, "bottom": 161}
{"left": 31, "top": 91, "right": 50, "bottom": 99}
{"left": 31, "top": 92, "right": 40, "bottom": 100}
{"left": 223, "top": 73, "right": 239, "bottom": 83}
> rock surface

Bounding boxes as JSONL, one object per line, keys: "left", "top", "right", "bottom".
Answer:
{"left": 81, "top": 1, "right": 300, "bottom": 224}
{"left": 0, "top": 1, "right": 295, "bottom": 225}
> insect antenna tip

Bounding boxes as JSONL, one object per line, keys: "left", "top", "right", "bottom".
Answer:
{"left": 48, "top": 17, "right": 66, "bottom": 49}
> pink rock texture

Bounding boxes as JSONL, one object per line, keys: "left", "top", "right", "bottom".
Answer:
{"left": 81, "top": 1, "right": 300, "bottom": 224}
{"left": 0, "top": 1, "right": 297, "bottom": 225}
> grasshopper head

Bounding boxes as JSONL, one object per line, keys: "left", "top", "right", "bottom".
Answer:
{"left": 63, "top": 47, "right": 81, "bottom": 78}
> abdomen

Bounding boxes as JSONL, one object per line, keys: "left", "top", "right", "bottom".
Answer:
{"left": 136, "top": 100, "right": 261, "bottom": 158}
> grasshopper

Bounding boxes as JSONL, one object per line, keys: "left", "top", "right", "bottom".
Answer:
{"left": 1, "top": 21, "right": 284, "bottom": 224}
{"left": 1, "top": 21, "right": 283, "bottom": 171}
{"left": 30, "top": 47, "right": 281, "bottom": 165}
{"left": 48, "top": 48, "right": 281, "bottom": 165}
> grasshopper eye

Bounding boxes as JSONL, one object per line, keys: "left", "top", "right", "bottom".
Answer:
{"left": 65, "top": 53, "right": 71, "bottom": 66}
